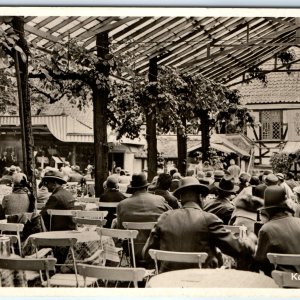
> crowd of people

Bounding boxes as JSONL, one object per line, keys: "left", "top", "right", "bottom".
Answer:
{"left": 0, "top": 157, "right": 300, "bottom": 280}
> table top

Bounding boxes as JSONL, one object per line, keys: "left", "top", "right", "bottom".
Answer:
{"left": 28, "top": 230, "right": 101, "bottom": 243}
{"left": 147, "top": 269, "right": 278, "bottom": 288}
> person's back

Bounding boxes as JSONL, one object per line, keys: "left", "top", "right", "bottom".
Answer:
{"left": 117, "top": 173, "right": 171, "bottom": 264}
{"left": 2, "top": 173, "right": 31, "bottom": 215}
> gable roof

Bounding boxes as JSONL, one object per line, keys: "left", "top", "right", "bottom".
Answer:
{"left": 238, "top": 71, "right": 300, "bottom": 105}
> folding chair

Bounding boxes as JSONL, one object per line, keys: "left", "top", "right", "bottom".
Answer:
{"left": 267, "top": 253, "right": 300, "bottom": 288}
{"left": 148, "top": 249, "right": 208, "bottom": 274}
{"left": 98, "top": 202, "right": 119, "bottom": 209}
{"left": 31, "top": 237, "right": 97, "bottom": 287}
{"left": 77, "top": 264, "right": 146, "bottom": 288}
{"left": 0, "top": 256, "right": 56, "bottom": 287}
{"left": 73, "top": 217, "right": 107, "bottom": 228}
{"left": 97, "top": 228, "right": 139, "bottom": 267}
{"left": 0, "top": 223, "right": 24, "bottom": 257}
{"left": 122, "top": 222, "right": 157, "bottom": 230}
{"left": 47, "top": 209, "right": 81, "bottom": 231}
{"left": 73, "top": 210, "right": 108, "bottom": 220}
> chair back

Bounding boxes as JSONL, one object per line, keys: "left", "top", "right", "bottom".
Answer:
{"left": 47, "top": 209, "right": 81, "bottom": 231}
{"left": 98, "top": 202, "right": 119, "bottom": 209}
{"left": 97, "top": 228, "right": 139, "bottom": 267}
{"left": 148, "top": 249, "right": 208, "bottom": 274}
{"left": 122, "top": 222, "right": 157, "bottom": 230}
{"left": 73, "top": 210, "right": 108, "bottom": 219}
{"left": 267, "top": 253, "right": 300, "bottom": 268}
{"left": 0, "top": 223, "right": 24, "bottom": 256}
{"left": 77, "top": 264, "right": 146, "bottom": 288}
{"left": 0, "top": 257, "right": 56, "bottom": 287}
{"left": 73, "top": 217, "right": 107, "bottom": 227}
{"left": 76, "top": 197, "right": 99, "bottom": 204}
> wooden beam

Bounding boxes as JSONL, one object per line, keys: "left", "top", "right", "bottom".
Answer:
{"left": 79, "top": 17, "right": 139, "bottom": 42}
{"left": 182, "top": 23, "right": 298, "bottom": 68}
{"left": 24, "top": 24, "right": 60, "bottom": 43}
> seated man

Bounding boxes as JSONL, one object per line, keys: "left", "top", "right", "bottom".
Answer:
{"left": 154, "top": 173, "right": 180, "bottom": 209}
{"left": 100, "top": 176, "right": 126, "bottom": 228}
{"left": 255, "top": 185, "right": 300, "bottom": 276}
{"left": 117, "top": 173, "right": 172, "bottom": 265}
{"left": 203, "top": 175, "right": 238, "bottom": 224}
{"left": 40, "top": 169, "right": 76, "bottom": 231}
{"left": 143, "top": 177, "right": 256, "bottom": 273}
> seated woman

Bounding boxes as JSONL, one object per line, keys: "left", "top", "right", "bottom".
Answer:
{"left": 2, "top": 173, "right": 32, "bottom": 215}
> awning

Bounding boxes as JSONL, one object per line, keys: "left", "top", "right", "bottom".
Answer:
{"left": 283, "top": 142, "right": 300, "bottom": 153}
{"left": 211, "top": 143, "right": 232, "bottom": 154}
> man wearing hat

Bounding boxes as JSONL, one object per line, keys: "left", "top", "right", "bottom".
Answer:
{"left": 255, "top": 185, "right": 300, "bottom": 276}
{"left": 209, "top": 170, "right": 224, "bottom": 196}
{"left": 40, "top": 169, "right": 76, "bottom": 231}
{"left": 68, "top": 165, "right": 84, "bottom": 183}
{"left": 203, "top": 175, "right": 238, "bottom": 224}
{"left": 276, "top": 173, "right": 294, "bottom": 200}
{"left": 143, "top": 176, "right": 256, "bottom": 273}
{"left": 254, "top": 173, "right": 278, "bottom": 199}
{"left": 100, "top": 175, "right": 126, "bottom": 228}
{"left": 117, "top": 172, "right": 172, "bottom": 265}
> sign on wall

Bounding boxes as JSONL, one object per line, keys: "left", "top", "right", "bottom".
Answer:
{"left": 287, "top": 110, "right": 300, "bottom": 141}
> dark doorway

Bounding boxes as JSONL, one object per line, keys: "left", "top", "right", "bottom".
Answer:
{"left": 108, "top": 152, "right": 124, "bottom": 173}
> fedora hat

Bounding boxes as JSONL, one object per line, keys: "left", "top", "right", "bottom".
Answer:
{"left": 42, "top": 169, "right": 67, "bottom": 184}
{"left": 127, "top": 173, "right": 149, "bottom": 190}
{"left": 262, "top": 185, "right": 289, "bottom": 210}
{"left": 173, "top": 176, "right": 209, "bottom": 198}
{"left": 215, "top": 175, "right": 239, "bottom": 193}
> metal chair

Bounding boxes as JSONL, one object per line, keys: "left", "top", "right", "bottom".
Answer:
{"left": 73, "top": 217, "right": 107, "bottom": 228}
{"left": 267, "top": 253, "right": 300, "bottom": 288}
{"left": 77, "top": 264, "right": 146, "bottom": 288}
{"left": 31, "top": 237, "right": 97, "bottom": 287}
{"left": 73, "top": 210, "right": 108, "bottom": 219}
{"left": 122, "top": 222, "right": 157, "bottom": 230}
{"left": 97, "top": 228, "right": 139, "bottom": 267}
{"left": 47, "top": 209, "right": 81, "bottom": 231}
{"left": 0, "top": 256, "right": 56, "bottom": 287}
{"left": 0, "top": 223, "right": 24, "bottom": 256}
{"left": 148, "top": 249, "right": 208, "bottom": 274}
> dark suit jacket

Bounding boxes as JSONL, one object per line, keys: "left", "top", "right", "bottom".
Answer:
{"left": 41, "top": 186, "right": 76, "bottom": 231}
{"left": 203, "top": 196, "right": 235, "bottom": 225}
{"left": 117, "top": 191, "right": 172, "bottom": 263}
{"left": 255, "top": 212, "right": 300, "bottom": 276}
{"left": 154, "top": 189, "right": 180, "bottom": 209}
{"left": 143, "top": 201, "right": 253, "bottom": 272}
{"left": 100, "top": 190, "right": 126, "bottom": 228}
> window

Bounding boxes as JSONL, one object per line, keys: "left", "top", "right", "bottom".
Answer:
{"left": 260, "top": 110, "right": 282, "bottom": 140}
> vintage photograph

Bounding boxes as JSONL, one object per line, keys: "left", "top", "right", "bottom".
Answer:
{"left": 0, "top": 8, "right": 300, "bottom": 290}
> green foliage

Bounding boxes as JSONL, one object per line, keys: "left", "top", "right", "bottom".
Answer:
{"left": 270, "top": 152, "right": 293, "bottom": 173}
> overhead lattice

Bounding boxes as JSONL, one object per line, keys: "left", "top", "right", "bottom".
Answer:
{"left": 23, "top": 16, "right": 300, "bottom": 85}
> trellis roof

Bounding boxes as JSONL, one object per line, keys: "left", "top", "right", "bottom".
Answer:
{"left": 21, "top": 15, "right": 300, "bottom": 84}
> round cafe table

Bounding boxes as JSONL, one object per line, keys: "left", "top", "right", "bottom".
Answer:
{"left": 23, "top": 230, "right": 120, "bottom": 270}
{"left": 146, "top": 269, "right": 278, "bottom": 288}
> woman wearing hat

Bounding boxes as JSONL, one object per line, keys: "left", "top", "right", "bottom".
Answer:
{"left": 40, "top": 169, "right": 76, "bottom": 231}
{"left": 143, "top": 176, "right": 256, "bottom": 273}
{"left": 203, "top": 175, "right": 238, "bottom": 225}
{"left": 255, "top": 185, "right": 300, "bottom": 276}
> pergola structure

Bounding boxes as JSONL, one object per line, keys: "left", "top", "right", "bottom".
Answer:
{"left": 23, "top": 16, "right": 300, "bottom": 84}
{"left": 2, "top": 14, "right": 300, "bottom": 196}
